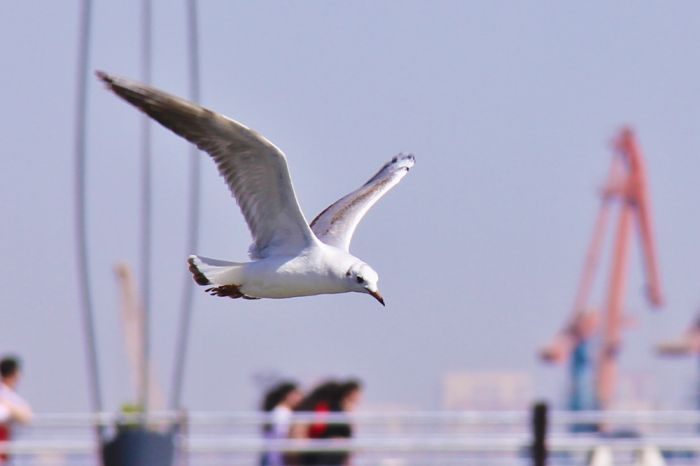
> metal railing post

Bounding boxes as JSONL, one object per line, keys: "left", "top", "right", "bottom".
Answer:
{"left": 532, "top": 401, "right": 548, "bottom": 466}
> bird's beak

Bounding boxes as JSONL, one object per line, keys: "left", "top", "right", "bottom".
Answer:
{"left": 369, "top": 290, "right": 385, "bottom": 306}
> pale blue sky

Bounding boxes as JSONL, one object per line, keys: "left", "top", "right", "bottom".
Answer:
{"left": 2, "top": 1, "right": 700, "bottom": 412}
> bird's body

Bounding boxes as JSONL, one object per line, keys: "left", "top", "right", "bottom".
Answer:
{"left": 192, "top": 244, "right": 362, "bottom": 299}
{"left": 98, "top": 71, "right": 414, "bottom": 305}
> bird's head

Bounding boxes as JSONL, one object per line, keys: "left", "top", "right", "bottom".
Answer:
{"left": 346, "top": 263, "right": 384, "bottom": 306}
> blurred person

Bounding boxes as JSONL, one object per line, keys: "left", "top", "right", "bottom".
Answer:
{"left": 315, "top": 379, "right": 363, "bottom": 466}
{"left": 0, "top": 356, "right": 32, "bottom": 464}
{"left": 260, "top": 381, "right": 302, "bottom": 466}
{"left": 301, "top": 382, "right": 339, "bottom": 440}
{"left": 289, "top": 381, "right": 339, "bottom": 439}
{"left": 288, "top": 381, "right": 339, "bottom": 466}
{"left": 292, "top": 379, "right": 362, "bottom": 466}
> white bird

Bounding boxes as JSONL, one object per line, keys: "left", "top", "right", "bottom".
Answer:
{"left": 97, "top": 71, "right": 415, "bottom": 306}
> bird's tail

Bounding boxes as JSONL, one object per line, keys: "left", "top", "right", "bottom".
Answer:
{"left": 187, "top": 255, "right": 244, "bottom": 287}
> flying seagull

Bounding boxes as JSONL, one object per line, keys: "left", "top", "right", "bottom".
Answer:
{"left": 97, "top": 71, "right": 415, "bottom": 306}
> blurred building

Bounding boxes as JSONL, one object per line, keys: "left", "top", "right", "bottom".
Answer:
{"left": 442, "top": 371, "right": 533, "bottom": 410}
{"left": 613, "top": 372, "right": 658, "bottom": 411}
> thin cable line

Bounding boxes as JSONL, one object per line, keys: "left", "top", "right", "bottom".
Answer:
{"left": 139, "top": 0, "right": 153, "bottom": 416}
{"left": 171, "top": 0, "right": 202, "bottom": 411}
{"left": 74, "top": 0, "right": 105, "bottom": 442}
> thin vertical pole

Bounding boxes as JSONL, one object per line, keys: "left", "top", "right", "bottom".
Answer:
{"left": 697, "top": 353, "right": 700, "bottom": 414}
{"left": 532, "top": 402, "right": 548, "bottom": 466}
{"left": 171, "top": 0, "right": 201, "bottom": 411}
{"left": 139, "top": 0, "right": 153, "bottom": 416}
{"left": 74, "top": 0, "right": 105, "bottom": 441}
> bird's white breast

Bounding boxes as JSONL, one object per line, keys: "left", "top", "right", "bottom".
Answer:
{"left": 238, "top": 244, "right": 356, "bottom": 298}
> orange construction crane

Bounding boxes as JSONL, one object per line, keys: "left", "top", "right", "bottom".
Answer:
{"left": 657, "top": 312, "right": 700, "bottom": 356}
{"left": 540, "top": 127, "right": 663, "bottom": 412}
{"left": 657, "top": 311, "right": 700, "bottom": 410}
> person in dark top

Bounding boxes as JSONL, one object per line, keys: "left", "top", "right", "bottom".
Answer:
{"left": 315, "top": 379, "right": 363, "bottom": 466}
{"left": 288, "top": 381, "right": 339, "bottom": 466}
{"left": 288, "top": 379, "right": 363, "bottom": 465}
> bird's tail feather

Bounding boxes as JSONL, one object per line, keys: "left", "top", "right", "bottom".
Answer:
{"left": 187, "top": 255, "right": 244, "bottom": 286}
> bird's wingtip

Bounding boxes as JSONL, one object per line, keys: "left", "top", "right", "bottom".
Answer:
{"left": 187, "top": 256, "right": 211, "bottom": 286}
{"left": 95, "top": 70, "right": 115, "bottom": 87}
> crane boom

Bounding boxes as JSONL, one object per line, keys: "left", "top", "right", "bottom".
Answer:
{"left": 540, "top": 128, "right": 663, "bottom": 414}
{"left": 596, "top": 128, "right": 664, "bottom": 410}
{"left": 657, "top": 313, "right": 700, "bottom": 356}
{"left": 616, "top": 128, "right": 664, "bottom": 308}
{"left": 539, "top": 158, "right": 622, "bottom": 365}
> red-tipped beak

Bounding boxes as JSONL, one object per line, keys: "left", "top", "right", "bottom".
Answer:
{"left": 369, "top": 290, "right": 385, "bottom": 306}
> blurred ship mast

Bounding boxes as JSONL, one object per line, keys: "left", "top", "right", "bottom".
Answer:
{"left": 540, "top": 128, "right": 663, "bottom": 413}
{"left": 115, "top": 263, "right": 165, "bottom": 410}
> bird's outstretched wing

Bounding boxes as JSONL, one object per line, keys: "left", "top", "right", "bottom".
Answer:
{"left": 310, "top": 154, "right": 415, "bottom": 251}
{"left": 97, "top": 71, "right": 317, "bottom": 259}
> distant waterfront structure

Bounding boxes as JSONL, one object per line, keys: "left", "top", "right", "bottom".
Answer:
{"left": 441, "top": 371, "right": 533, "bottom": 410}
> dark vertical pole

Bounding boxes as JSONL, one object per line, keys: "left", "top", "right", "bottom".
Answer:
{"left": 697, "top": 352, "right": 700, "bottom": 411}
{"left": 697, "top": 352, "right": 700, "bottom": 433}
{"left": 532, "top": 401, "right": 548, "bottom": 466}
{"left": 74, "top": 0, "right": 105, "bottom": 443}
{"left": 139, "top": 0, "right": 153, "bottom": 417}
{"left": 170, "top": 0, "right": 201, "bottom": 411}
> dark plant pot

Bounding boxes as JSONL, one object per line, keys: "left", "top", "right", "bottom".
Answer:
{"left": 102, "top": 426, "right": 176, "bottom": 466}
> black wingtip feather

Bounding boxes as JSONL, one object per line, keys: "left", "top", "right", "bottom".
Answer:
{"left": 95, "top": 70, "right": 113, "bottom": 85}
{"left": 188, "top": 257, "right": 211, "bottom": 286}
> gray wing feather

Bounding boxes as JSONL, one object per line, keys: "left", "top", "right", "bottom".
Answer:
{"left": 310, "top": 154, "right": 415, "bottom": 251}
{"left": 97, "top": 71, "right": 316, "bottom": 259}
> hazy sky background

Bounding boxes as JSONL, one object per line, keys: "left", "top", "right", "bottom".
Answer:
{"left": 2, "top": 1, "right": 700, "bottom": 413}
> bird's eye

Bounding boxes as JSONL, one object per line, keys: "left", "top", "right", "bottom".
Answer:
{"left": 356, "top": 276, "right": 364, "bottom": 284}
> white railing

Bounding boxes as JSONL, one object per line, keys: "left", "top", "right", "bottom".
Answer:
{"left": 2, "top": 410, "right": 700, "bottom": 465}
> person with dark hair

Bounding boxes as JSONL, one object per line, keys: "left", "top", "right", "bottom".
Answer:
{"left": 315, "top": 379, "right": 362, "bottom": 466}
{"left": 331, "top": 380, "right": 362, "bottom": 414}
{"left": 260, "top": 381, "right": 302, "bottom": 466}
{"left": 287, "top": 381, "right": 338, "bottom": 466}
{"left": 298, "top": 381, "right": 339, "bottom": 440}
{"left": 0, "top": 355, "right": 32, "bottom": 463}
{"left": 291, "top": 379, "right": 362, "bottom": 466}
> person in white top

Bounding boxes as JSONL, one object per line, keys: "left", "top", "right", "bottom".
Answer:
{"left": 0, "top": 356, "right": 32, "bottom": 463}
{"left": 260, "top": 382, "right": 302, "bottom": 466}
